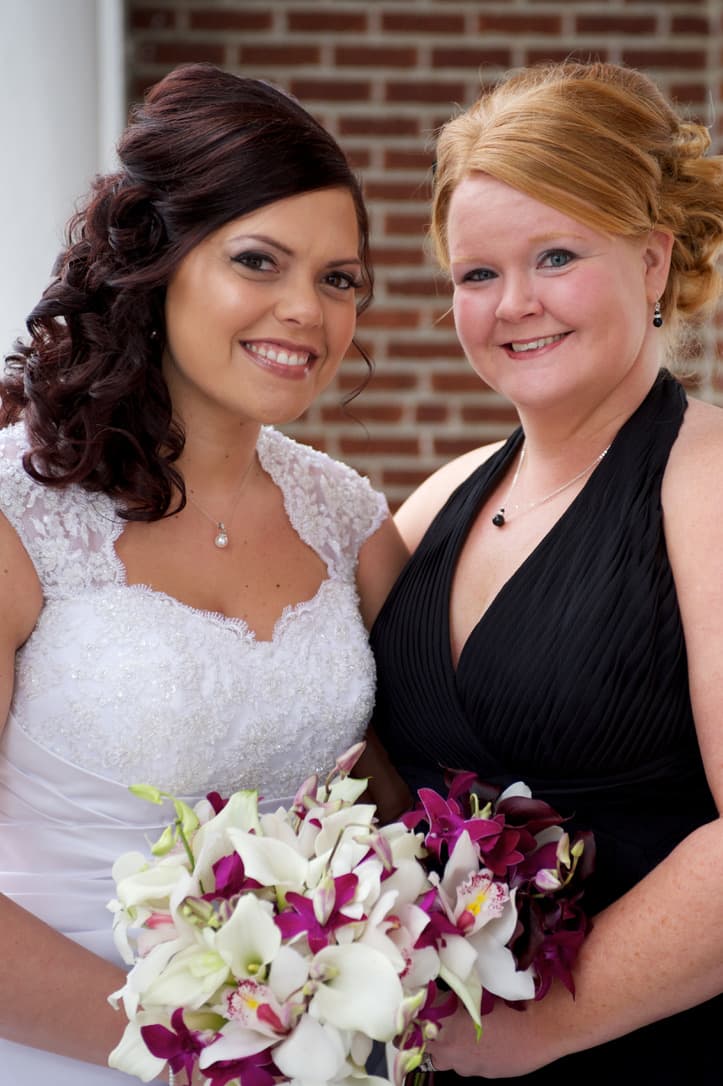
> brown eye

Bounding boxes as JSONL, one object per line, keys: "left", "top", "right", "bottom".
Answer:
{"left": 325, "top": 271, "right": 361, "bottom": 291}
{"left": 232, "top": 251, "right": 276, "bottom": 272}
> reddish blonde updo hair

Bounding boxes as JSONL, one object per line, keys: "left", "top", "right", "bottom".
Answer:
{"left": 432, "top": 61, "right": 723, "bottom": 327}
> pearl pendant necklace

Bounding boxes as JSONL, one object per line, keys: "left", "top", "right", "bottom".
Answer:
{"left": 492, "top": 441, "right": 610, "bottom": 527}
{"left": 187, "top": 454, "right": 256, "bottom": 549}
{"left": 213, "top": 523, "right": 229, "bottom": 549}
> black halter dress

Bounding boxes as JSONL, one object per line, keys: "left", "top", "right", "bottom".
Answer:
{"left": 370, "top": 371, "right": 721, "bottom": 1084}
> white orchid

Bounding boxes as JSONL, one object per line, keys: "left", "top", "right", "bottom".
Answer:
{"left": 306, "top": 943, "right": 405, "bottom": 1043}
{"left": 108, "top": 1012, "right": 168, "bottom": 1082}
{"left": 227, "top": 826, "right": 309, "bottom": 893}
{"left": 434, "top": 830, "right": 536, "bottom": 1003}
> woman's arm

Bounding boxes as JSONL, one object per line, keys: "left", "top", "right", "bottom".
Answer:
{"left": 0, "top": 895, "right": 128, "bottom": 1063}
{"left": 0, "top": 513, "right": 130, "bottom": 1066}
{"left": 355, "top": 515, "right": 412, "bottom": 821}
{"left": 428, "top": 400, "right": 723, "bottom": 1076}
{"left": 355, "top": 513, "right": 409, "bottom": 631}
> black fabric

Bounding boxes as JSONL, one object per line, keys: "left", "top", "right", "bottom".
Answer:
{"left": 370, "top": 370, "right": 721, "bottom": 1084}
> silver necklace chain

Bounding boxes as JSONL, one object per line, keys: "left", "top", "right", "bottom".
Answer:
{"left": 492, "top": 441, "right": 610, "bottom": 527}
{"left": 187, "top": 455, "right": 256, "bottom": 549}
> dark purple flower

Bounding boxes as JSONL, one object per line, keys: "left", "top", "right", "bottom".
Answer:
{"left": 403, "top": 789, "right": 503, "bottom": 863}
{"left": 204, "top": 1047, "right": 278, "bottom": 1086}
{"left": 275, "top": 872, "right": 359, "bottom": 952}
{"left": 202, "top": 852, "right": 261, "bottom": 901}
{"left": 513, "top": 839, "right": 561, "bottom": 886}
{"left": 413, "top": 901, "right": 460, "bottom": 950}
{"left": 206, "top": 791, "right": 229, "bottom": 815}
{"left": 141, "top": 1007, "right": 215, "bottom": 1084}
{"left": 532, "top": 919, "right": 590, "bottom": 999}
{"left": 474, "top": 816, "right": 526, "bottom": 876}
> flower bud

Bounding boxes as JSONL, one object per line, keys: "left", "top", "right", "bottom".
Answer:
{"left": 129, "top": 783, "right": 164, "bottom": 805}
{"left": 180, "top": 897, "right": 218, "bottom": 928}
{"left": 150, "top": 824, "right": 177, "bottom": 856}
{"left": 174, "top": 799, "right": 200, "bottom": 838}
{"left": 335, "top": 741, "right": 366, "bottom": 777}
{"left": 313, "top": 873, "right": 336, "bottom": 926}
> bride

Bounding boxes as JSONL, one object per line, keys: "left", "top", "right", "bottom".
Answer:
{"left": 0, "top": 64, "right": 407, "bottom": 1083}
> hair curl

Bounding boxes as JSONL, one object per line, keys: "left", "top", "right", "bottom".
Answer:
{"left": 431, "top": 61, "right": 723, "bottom": 330}
{"left": 1, "top": 64, "right": 373, "bottom": 519}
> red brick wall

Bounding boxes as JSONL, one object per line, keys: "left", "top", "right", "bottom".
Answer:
{"left": 127, "top": 0, "right": 723, "bottom": 506}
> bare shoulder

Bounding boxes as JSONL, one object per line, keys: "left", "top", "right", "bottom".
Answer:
{"left": 664, "top": 395, "right": 723, "bottom": 490}
{"left": 663, "top": 395, "right": 723, "bottom": 808}
{"left": 395, "top": 441, "right": 505, "bottom": 552}
{"left": 0, "top": 510, "right": 42, "bottom": 651}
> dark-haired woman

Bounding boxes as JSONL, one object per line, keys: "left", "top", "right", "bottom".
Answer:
{"left": 0, "top": 64, "right": 407, "bottom": 1082}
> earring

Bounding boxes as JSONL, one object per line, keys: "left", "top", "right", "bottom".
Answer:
{"left": 652, "top": 300, "right": 663, "bottom": 328}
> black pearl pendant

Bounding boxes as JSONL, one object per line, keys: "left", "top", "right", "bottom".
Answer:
{"left": 492, "top": 510, "right": 506, "bottom": 527}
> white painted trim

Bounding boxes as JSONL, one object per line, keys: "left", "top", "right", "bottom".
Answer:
{"left": 97, "top": 0, "right": 126, "bottom": 172}
{"left": 0, "top": 0, "right": 127, "bottom": 355}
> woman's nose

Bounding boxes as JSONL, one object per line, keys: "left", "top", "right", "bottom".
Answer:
{"left": 274, "top": 278, "right": 323, "bottom": 328}
{"left": 494, "top": 274, "right": 543, "bottom": 322}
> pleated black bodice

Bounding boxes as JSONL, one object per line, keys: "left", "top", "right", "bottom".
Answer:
{"left": 370, "top": 370, "right": 720, "bottom": 1083}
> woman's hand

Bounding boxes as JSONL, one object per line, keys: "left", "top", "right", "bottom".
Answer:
{"left": 428, "top": 996, "right": 563, "bottom": 1079}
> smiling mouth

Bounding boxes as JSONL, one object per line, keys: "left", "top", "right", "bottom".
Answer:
{"left": 507, "top": 333, "right": 568, "bottom": 353}
{"left": 241, "top": 342, "right": 314, "bottom": 368}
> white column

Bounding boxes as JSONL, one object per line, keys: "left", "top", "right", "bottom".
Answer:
{"left": 0, "top": 0, "right": 125, "bottom": 355}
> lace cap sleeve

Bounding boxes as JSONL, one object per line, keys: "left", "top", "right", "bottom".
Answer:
{"left": 257, "top": 427, "right": 388, "bottom": 578}
{"left": 0, "top": 423, "right": 120, "bottom": 596}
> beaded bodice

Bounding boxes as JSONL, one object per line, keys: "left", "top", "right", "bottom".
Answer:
{"left": 0, "top": 423, "right": 386, "bottom": 798}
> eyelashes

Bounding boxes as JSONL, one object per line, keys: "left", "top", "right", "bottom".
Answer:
{"left": 455, "top": 248, "right": 578, "bottom": 284}
{"left": 231, "top": 251, "right": 275, "bottom": 272}
{"left": 324, "top": 271, "right": 363, "bottom": 291}
{"left": 539, "top": 248, "right": 575, "bottom": 269}
{"left": 231, "top": 251, "right": 362, "bottom": 292}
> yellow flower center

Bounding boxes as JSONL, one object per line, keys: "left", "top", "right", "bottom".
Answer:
{"left": 466, "top": 888, "right": 489, "bottom": 916}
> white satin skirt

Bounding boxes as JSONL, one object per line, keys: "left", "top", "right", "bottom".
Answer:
{"left": 0, "top": 722, "right": 181, "bottom": 1083}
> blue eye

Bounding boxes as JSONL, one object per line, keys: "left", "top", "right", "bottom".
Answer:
{"left": 461, "top": 267, "right": 497, "bottom": 283}
{"left": 540, "top": 249, "right": 574, "bottom": 269}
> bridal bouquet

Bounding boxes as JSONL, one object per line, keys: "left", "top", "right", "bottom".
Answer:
{"left": 107, "top": 746, "right": 593, "bottom": 1086}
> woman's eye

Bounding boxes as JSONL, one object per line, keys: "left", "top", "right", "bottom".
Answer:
{"left": 232, "top": 251, "right": 275, "bottom": 272}
{"left": 540, "top": 249, "right": 574, "bottom": 269}
{"left": 325, "top": 271, "right": 363, "bottom": 291}
{"left": 460, "top": 267, "right": 496, "bottom": 283}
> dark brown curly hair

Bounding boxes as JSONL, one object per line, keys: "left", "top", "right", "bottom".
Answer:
{"left": 1, "top": 63, "right": 373, "bottom": 520}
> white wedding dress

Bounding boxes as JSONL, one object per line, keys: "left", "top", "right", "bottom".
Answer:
{"left": 0, "top": 422, "right": 387, "bottom": 1083}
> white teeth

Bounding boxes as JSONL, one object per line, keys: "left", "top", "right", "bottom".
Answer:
{"left": 242, "top": 342, "right": 311, "bottom": 367}
{"left": 509, "top": 333, "right": 566, "bottom": 353}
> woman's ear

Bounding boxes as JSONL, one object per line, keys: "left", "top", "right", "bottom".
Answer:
{"left": 643, "top": 228, "right": 674, "bottom": 301}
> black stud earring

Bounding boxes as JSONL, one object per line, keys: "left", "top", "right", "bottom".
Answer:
{"left": 653, "top": 300, "right": 663, "bottom": 328}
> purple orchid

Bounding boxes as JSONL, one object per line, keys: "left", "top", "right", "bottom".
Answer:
{"left": 402, "top": 788, "right": 503, "bottom": 863}
{"left": 203, "top": 1047, "right": 278, "bottom": 1086}
{"left": 202, "top": 851, "right": 261, "bottom": 901}
{"left": 532, "top": 921, "right": 589, "bottom": 999}
{"left": 205, "top": 791, "right": 229, "bottom": 815}
{"left": 141, "top": 1007, "right": 215, "bottom": 1085}
{"left": 275, "top": 872, "right": 359, "bottom": 952}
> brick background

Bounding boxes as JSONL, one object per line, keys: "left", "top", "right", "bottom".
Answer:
{"left": 126, "top": 0, "right": 723, "bottom": 507}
